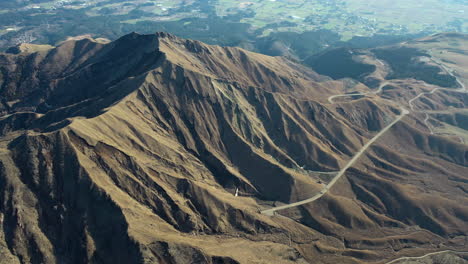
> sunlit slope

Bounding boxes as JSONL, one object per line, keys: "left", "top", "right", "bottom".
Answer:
{"left": 0, "top": 32, "right": 466, "bottom": 264}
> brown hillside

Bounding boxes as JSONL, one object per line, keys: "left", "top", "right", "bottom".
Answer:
{"left": 0, "top": 32, "right": 466, "bottom": 264}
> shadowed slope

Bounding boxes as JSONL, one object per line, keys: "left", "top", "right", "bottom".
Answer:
{"left": 0, "top": 32, "right": 466, "bottom": 264}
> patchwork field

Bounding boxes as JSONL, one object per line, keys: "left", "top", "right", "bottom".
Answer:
{"left": 216, "top": 0, "right": 468, "bottom": 39}
{"left": 0, "top": 0, "right": 466, "bottom": 50}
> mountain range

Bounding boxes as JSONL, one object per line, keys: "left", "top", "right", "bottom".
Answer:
{"left": 0, "top": 32, "right": 467, "bottom": 264}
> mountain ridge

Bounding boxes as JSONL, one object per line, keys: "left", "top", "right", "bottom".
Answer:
{"left": 0, "top": 32, "right": 467, "bottom": 264}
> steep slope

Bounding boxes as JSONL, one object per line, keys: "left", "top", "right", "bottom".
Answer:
{"left": 0, "top": 32, "right": 467, "bottom": 264}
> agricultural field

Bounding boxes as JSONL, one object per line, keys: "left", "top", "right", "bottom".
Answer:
{"left": 0, "top": 0, "right": 466, "bottom": 52}
{"left": 216, "top": 0, "right": 467, "bottom": 39}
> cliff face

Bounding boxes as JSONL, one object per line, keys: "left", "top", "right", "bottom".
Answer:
{"left": 0, "top": 32, "right": 467, "bottom": 264}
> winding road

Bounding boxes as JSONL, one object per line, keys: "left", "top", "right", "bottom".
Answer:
{"left": 261, "top": 107, "right": 409, "bottom": 216}
{"left": 261, "top": 52, "right": 467, "bottom": 216}
{"left": 328, "top": 81, "right": 390, "bottom": 104}
{"left": 408, "top": 53, "right": 467, "bottom": 134}
{"left": 385, "top": 250, "right": 468, "bottom": 264}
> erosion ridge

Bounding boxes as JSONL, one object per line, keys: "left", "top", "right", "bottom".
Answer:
{"left": 0, "top": 32, "right": 467, "bottom": 264}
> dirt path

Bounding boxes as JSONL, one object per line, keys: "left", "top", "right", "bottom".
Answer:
{"left": 327, "top": 81, "right": 390, "bottom": 104}
{"left": 261, "top": 108, "right": 409, "bottom": 216}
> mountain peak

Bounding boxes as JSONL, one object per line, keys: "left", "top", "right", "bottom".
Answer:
{"left": 5, "top": 43, "right": 55, "bottom": 54}
{"left": 1, "top": 33, "right": 467, "bottom": 264}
